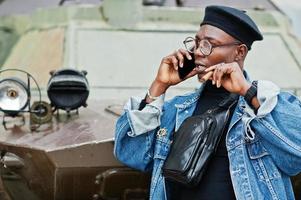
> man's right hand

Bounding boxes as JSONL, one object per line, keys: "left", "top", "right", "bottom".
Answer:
{"left": 155, "top": 49, "right": 199, "bottom": 87}
{"left": 145, "top": 49, "right": 200, "bottom": 103}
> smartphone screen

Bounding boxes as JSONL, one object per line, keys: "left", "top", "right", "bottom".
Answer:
{"left": 178, "top": 53, "right": 195, "bottom": 79}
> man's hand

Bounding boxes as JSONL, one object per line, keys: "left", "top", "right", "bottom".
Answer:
{"left": 155, "top": 49, "right": 199, "bottom": 87}
{"left": 204, "top": 62, "right": 251, "bottom": 96}
{"left": 146, "top": 49, "right": 201, "bottom": 103}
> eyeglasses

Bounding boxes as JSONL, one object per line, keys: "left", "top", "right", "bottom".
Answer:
{"left": 183, "top": 37, "right": 241, "bottom": 56}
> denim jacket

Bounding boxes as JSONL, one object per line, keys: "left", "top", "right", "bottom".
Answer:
{"left": 114, "top": 80, "right": 301, "bottom": 200}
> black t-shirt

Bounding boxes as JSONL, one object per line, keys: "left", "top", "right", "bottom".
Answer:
{"left": 166, "top": 82, "right": 237, "bottom": 200}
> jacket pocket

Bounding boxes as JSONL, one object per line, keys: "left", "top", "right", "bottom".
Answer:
{"left": 247, "top": 140, "right": 281, "bottom": 181}
{"left": 154, "top": 134, "right": 172, "bottom": 160}
{"left": 247, "top": 139, "right": 269, "bottom": 159}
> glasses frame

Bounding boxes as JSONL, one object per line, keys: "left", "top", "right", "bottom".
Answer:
{"left": 183, "top": 36, "right": 241, "bottom": 56}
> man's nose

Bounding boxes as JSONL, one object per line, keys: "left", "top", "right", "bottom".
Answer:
{"left": 194, "top": 47, "right": 206, "bottom": 58}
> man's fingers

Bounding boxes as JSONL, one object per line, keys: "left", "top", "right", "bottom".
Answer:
{"left": 212, "top": 67, "right": 218, "bottom": 85}
{"left": 216, "top": 65, "right": 226, "bottom": 88}
{"left": 204, "top": 65, "right": 217, "bottom": 72}
{"left": 171, "top": 49, "right": 191, "bottom": 69}
{"left": 212, "top": 63, "right": 222, "bottom": 85}
{"left": 171, "top": 56, "right": 179, "bottom": 70}
{"left": 176, "top": 51, "right": 184, "bottom": 68}
{"left": 179, "top": 48, "right": 192, "bottom": 60}
{"left": 200, "top": 71, "right": 214, "bottom": 82}
{"left": 215, "top": 64, "right": 235, "bottom": 87}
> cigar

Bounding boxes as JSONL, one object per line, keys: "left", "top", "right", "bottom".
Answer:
{"left": 200, "top": 71, "right": 213, "bottom": 82}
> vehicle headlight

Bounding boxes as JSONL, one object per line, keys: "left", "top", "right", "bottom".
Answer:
{"left": 47, "top": 69, "right": 89, "bottom": 112}
{"left": 0, "top": 78, "right": 29, "bottom": 116}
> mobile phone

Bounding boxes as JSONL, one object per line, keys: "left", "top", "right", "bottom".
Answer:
{"left": 178, "top": 53, "right": 195, "bottom": 79}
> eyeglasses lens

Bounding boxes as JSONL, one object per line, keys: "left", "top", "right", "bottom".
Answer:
{"left": 184, "top": 38, "right": 195, "bottom": 53}
{"left": 199, "top": 40, "right": 212, "bottom": 56}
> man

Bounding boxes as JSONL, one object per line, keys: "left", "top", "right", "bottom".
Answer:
{"left": 114, "top": 5, "right": 301, "bottom": 200}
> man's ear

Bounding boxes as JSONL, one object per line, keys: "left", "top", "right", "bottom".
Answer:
{"left": 235, "top": 44, "right": 248, "bottom": 61}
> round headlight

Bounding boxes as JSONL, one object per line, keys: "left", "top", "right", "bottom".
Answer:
{"left": 0, "top": 78, "right": 29, "bottom": 115}
{"left": 47, "top": 69, "right": 89, "bottom": 111}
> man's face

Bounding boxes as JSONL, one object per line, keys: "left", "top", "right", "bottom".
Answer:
{"left": 194, "top": 24, "right": 240, "bottom": 80}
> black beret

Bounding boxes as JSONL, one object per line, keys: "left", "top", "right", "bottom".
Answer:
{"left": 200, "top": 5, "right": 263, "bottom": 50}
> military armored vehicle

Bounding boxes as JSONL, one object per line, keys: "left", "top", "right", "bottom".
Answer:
{"left": 0, "top": 0, "right": 300, "bottom": 199}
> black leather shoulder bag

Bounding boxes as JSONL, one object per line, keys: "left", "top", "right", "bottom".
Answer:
{"left": 162, "top": 94, "right": 238, "bottom": 187}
